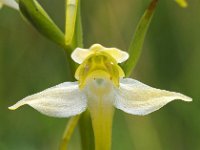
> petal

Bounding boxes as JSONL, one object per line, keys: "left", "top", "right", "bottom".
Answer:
{"left": 114, "top": 78, "right": 192, "bottom": 115}
{"left": 71, "top": 48, "right": 91, "bottom": 64}
{"left": 102, "top": 48, "right": 129, "bottom": 63}
{"left": 71, "top": 44, "right": 129, "bottom": 64}
{"left": 1, "top": 0, "right": 19, "bottom": 10}
{"left": 9, "top": 82, "right": 87, "bottom": 118}
{"left": 91, "top": 44, "right": 129, "bottom": 63}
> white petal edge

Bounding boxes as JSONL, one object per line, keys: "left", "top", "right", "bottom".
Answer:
{"left": 114, "top": 78, "right": 192, "bottom": 115}
{"left": 102, "top": 48, "right": 129, "bottom": 63}
{"left": 71, "top": 48, "right": 91, "bottom": 64}
{"left": 90, "top": 44, "right": 129, "bottom": 63}
{"left": 71, "top": 44, "right": 129, "bottom": 64}
{"left": 9, "top": 82, "right": 87, "bottom": 118}
{"left": 1, "top": 0, "right": 19, "bottom": 10}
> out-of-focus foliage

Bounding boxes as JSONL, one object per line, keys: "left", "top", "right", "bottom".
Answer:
{"left": 0, "top": 0, "right": 199, "bottom": 150}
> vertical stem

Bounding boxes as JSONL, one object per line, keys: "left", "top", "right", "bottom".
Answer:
{"left": 62, "top": 0, "right": 95, "bottom": 149}
{"left": 60, "top": 1, "right": 80, "bottom": 149}
{"left": 59, "top": 115, "right": 80, "bottom": 150}
{"left": 65, "top": 47, "right": 78, "bottom": 80}
{"left": 64, "top": 0, "right": 80, "bottom": 78}
{"left": 79, "top": 110, "right": 95, "bottom": 150}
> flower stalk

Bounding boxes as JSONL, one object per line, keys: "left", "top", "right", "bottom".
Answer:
{"left": 79, "top": 111, "right": 95, "bottom": 150}
{"left": 59, "top": 115, "right": 80, "bottom": 150}
{"left": 63, "top": 0, "right": 95, "bottom": 150}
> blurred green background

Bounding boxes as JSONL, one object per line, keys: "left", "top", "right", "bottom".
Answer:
{"left": 0, "top": 0, "right": 199, "bottom": 149}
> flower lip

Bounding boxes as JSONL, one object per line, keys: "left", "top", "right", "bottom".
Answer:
{"left": 79, "top": 70, "right": 112, "bottom": 89}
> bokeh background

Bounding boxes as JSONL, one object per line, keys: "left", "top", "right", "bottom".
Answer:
{"left": 0, "top": 0, "right": 199, "bottom": 149}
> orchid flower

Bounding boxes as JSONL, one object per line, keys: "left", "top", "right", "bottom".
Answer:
{"left": 0, "top": 0, "right": 18, "bottom": 10}
{"left": 9, "top": 44, "right": 192, "bottom": 150}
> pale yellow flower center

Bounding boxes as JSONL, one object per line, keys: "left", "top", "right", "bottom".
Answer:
{"left": 75, "top": 51, "right": 125, "bottom": 89}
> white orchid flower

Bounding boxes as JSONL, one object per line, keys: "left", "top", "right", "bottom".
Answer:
{"left": 9, "top": 44, "right": 192, "bottom": 150}
{"left": 0, "top": 0, "right": 19, "bottom": 10}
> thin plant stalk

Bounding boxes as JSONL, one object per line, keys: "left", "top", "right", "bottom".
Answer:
{"left": 59, "top": 115, "right": 80, "bottom": 150}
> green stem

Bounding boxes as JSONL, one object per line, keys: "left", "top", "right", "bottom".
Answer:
{"left": 79, "top": 110, "right": 95, "bottom": 150}
{"left": 59, "top": 115, "right": 80, "bottom": 150}
{"left": 65, "top": 47, "right": 78, "bottom": 80}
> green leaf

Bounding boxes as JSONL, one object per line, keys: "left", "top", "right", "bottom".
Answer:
{"left": 19, "top": 0, "right": 65, "bottom": 47}
{"left": 122, "top": 0, "right": 159, "bottom": 77}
